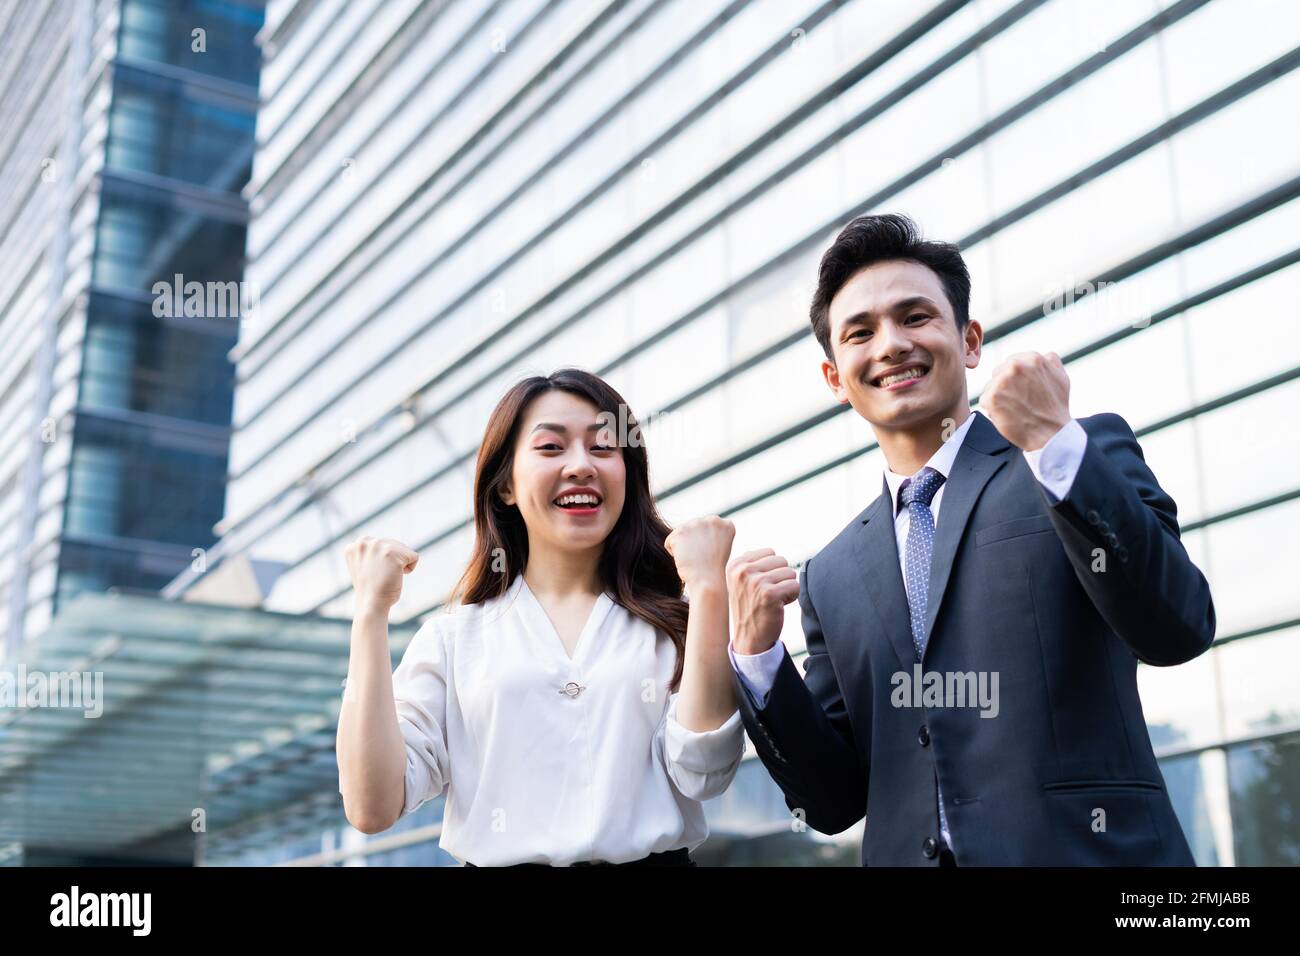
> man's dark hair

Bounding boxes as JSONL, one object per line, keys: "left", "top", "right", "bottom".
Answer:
{"left": 810, "top": 213, "right": 971, "bottom": 360}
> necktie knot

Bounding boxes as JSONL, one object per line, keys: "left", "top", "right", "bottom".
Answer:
{"left": 900, "top": 466, "right": 945, "bottom": 510}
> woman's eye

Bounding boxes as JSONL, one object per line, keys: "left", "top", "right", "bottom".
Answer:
{"left": 536, "top": 443, "right": 562, "bottom": 451}
{"left": 592, "top": 444, "right": 616, "bottom": 452}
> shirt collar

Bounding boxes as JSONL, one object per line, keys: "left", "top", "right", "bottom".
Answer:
{"left": 883, "top": 410, "right": 980, "bottom": 517}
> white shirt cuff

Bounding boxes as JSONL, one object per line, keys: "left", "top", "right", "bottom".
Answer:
{"left": 664, "top": 695, "right": 745, "bottom": 772}
{"left": 662, "top": 695, "right": 745, "bottom": 802}
{"left": 728, "top": 640, "right": 784, "bottom": 709}
{"left": 1022, "top": 418, "right": 1087, "bottom": 502}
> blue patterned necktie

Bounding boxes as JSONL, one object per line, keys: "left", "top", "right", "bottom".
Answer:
{"left": 899, "top": 465, "right": 952, "bottom": 851}
{"left": 899, "top": 466, "right": 946, "bottom": 658}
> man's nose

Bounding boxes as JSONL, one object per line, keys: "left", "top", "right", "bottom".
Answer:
{"left": 873, "top": 319, "right": 913, "bottom": 360}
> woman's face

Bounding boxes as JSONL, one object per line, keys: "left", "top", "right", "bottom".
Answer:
{"left": 500, "top": 390, "right": 627, "bottom": 557}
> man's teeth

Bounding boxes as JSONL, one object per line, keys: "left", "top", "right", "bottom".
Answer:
{"left": 555, "top": 494, "right": 600, "bottom": 507}
{"left": 877, "top": 367, "right": 927, "bottom": 387}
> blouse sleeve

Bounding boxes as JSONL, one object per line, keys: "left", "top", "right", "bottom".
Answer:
{"left": 390, "top": 616, "right": 452, "bottom": 817}
{"left": 655, "top": 691, "right": 745, "bottom": 802}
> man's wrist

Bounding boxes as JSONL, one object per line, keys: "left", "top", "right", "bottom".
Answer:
{"left": 731, "top": 632, "right": 779, "bottom": 657}
{"left": 1022, "top": 415, "right": 1072, "bottom": 452}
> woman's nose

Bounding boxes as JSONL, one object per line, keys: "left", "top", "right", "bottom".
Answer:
{"left": 562, "top": 449, "right": 596, "bottom": 479}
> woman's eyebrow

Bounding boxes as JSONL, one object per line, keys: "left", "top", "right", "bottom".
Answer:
{"left": 529, "top": 422, "right": 605, "bottom": 434}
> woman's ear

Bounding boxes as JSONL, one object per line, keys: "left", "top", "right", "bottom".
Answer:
{"left": 498, "top": 482, "right": 515, "bottom": 507}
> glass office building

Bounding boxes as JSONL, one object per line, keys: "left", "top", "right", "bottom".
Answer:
{"left": 60, "top": 0, "right": 264, "bottom": 611}
{"left": 11, "top": 0, "right": 1296, "bottom": 865}
{"left": 0, "top": 0, "right": 262, "bottom": 648}
{"left": 0, "top": 0, "right": 264, "bottom": 864}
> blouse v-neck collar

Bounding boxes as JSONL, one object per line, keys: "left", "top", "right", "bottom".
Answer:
{"left": 512, "top": 575, "right": 615, "bottom": 664}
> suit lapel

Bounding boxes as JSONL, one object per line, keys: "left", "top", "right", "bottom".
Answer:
{"left": 919, "top": 413, "right": 1014, "bottom": 660}
{"left": 852, "top": 411, "right": 1015, "bottom": 667}
{"left": 851, "top": 479, "right": 916, "bottom": 670}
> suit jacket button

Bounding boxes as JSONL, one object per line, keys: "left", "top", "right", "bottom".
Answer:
{"left": 918, "top": 725, "right": 930, "bottom": 747}
{"left": 1098, "top": 520, "right": 1111, "bottom": 533}
{"left": 1118, "top": 545, "right": 1130, "bottom": 562}
{"left": 1106, "top": 532, "right": 1119, "bottom": 547}
{"left": 922, "top": 837, "right": 938, "bottom": 859}
{"left": 1086, "top": 509, "right": 1100, "bottom": 525}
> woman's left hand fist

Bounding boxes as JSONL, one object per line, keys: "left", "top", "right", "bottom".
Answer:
{"left": 665, "top": 516, "right": 736, "bottom": 588}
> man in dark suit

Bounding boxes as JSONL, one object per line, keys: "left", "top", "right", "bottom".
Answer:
{"left": 725, "top": 213, "right": 1215, "bottom": 866}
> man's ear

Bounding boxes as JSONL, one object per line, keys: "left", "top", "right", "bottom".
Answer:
{"left": 963, "top": 318, "right": 983, "bottom": 370}
{"left": 821, "top": 356, "right": 851, "bottom": 405}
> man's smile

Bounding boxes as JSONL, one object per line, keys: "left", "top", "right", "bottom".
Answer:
{"left": 871, "top": 363, "right": 931, "bottom": 390}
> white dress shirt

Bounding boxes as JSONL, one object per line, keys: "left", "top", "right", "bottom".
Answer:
{"left": 343, "top": 573, "right": 745, "bottom": 866}
{"left": 727, "top": 411, "right": 1088, "bottom": 847}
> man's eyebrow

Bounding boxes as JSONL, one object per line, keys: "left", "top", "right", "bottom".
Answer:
{"left": 839, "top": 295, "right": 941, "bottom": 332}
{"left": 529, "top": 422, "right": 606, "bottom": 434}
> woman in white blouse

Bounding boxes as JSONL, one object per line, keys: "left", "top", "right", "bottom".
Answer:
{"left": 336, "top": 368, "right": 760, "bottom": 866}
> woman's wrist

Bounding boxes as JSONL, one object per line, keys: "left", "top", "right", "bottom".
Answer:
{"left": 354, "top": 598, "right": 393, "bottom": 623}
{"left": 682, "top": 573, "right": 727, "bottom": 600}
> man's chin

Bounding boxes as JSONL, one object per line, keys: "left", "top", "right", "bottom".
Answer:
{"left": 849, "top": 392, "right": 935, "bottom": 429}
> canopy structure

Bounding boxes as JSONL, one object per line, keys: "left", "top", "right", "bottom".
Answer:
{"left": 0, "top": 591, "right": 417, "bottom": 863}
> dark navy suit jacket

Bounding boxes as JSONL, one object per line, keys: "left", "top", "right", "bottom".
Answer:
{"left": 733, "top": 410, "right": 1215, "bottom": 865}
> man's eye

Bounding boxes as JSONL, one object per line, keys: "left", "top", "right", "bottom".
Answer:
{"left": 905, "top": 313, "right": 929, "bottom": 323}
{"left": 848, "top": 329, "right": 870, "bottom": 340}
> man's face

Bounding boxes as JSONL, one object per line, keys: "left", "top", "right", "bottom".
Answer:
{"left": 821, "top": 259, "right": 982, "bottom": 432}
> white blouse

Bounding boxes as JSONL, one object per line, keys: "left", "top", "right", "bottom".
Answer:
{"left": 348, "top": 573, "right": 745, "bottom": 866}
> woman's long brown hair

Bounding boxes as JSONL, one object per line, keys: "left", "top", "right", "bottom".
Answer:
{"left": 449, "top": 368, "right": 690, "bottom": 691}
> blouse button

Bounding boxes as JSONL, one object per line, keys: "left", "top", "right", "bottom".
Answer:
{"left": 559, "top": 681, "right": 585, "bottom": 698}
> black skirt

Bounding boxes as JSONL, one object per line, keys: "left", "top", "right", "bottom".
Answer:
{"left": 464, "top": 847, "right": 695, "bottom": 867}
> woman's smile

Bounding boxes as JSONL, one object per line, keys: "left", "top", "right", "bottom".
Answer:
{"left": 552, "top": 487, "right": 603, "bottom": 516}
